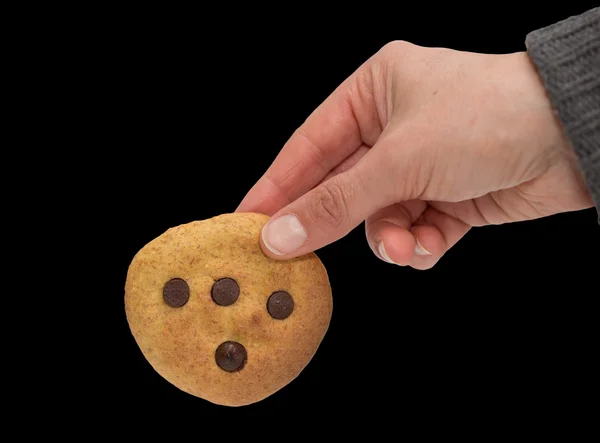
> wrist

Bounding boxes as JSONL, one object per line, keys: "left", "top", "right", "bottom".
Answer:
{"left": 511, "top": 51, "right": 593, "bottom": 211}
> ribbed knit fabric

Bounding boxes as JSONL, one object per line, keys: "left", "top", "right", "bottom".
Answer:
{"left": 525, "top": 7, "right": 600, "bottom": 222}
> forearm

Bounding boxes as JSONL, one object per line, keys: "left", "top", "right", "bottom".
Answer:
{"left": 525, "top": 7, "right": 600, "bottom": 222}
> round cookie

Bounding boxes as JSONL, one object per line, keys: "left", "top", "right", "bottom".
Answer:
{"left": 124, "top": 212, "right": 333, "bottom": 406}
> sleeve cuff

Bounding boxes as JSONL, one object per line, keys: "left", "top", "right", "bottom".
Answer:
{"left": 525, "top": 7, "right": 600, "bottom": 222}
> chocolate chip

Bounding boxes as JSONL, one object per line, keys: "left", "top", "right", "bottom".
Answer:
{"left": 163, "top": 278, "right": 190, "bottom": 307}
{"left": 211, "top": 278, "right": 240, "bottom": 306}
{"left": 267, "top": 291, "right": 294, "bottom": 319}
{"left": 215, "top": 341, "right": 247, "bottom": 372}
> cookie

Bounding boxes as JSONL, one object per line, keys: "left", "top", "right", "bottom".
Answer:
{"left": 124, "top": 212, "right": 333, "bottom": 406}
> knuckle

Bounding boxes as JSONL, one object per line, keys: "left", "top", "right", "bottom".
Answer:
{"left": 306, "top": 180, "right": 350, "bottom": 229}
{"left": 377, "top": 40, "right": 411, "bottom": 60}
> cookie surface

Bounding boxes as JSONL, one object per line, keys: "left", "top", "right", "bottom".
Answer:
{"left": 124, "top": 212, "right": 333, "bottom": 406}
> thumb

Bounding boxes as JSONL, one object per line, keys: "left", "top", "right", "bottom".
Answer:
{"left": 258, "top": 148, "right": 397, "bottom": 259}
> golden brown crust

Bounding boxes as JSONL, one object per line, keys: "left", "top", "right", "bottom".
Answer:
{"left": 124, "top": 212, "right": 333, "bottom": 406}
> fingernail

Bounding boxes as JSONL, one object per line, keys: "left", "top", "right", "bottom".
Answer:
{"left": 262, "top": 214, "right": 307, "bottom": 255}
{"left": 415, "top": 238, "right": 431, "bottom": 256}
{"left": 378, "top": 242, "right": 396, "bottom": 264}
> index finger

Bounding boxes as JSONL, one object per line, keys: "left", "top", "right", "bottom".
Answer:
{"left": 236, "top": 64, "right": 381, "bottom": 216}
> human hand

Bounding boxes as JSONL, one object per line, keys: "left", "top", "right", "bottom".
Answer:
{"left": 236, "top": 41, "right": 593, "bottom": 269}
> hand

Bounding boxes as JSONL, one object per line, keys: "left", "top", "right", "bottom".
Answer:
{"left": 236, "top": 41, "right": 593, "bottom": 269}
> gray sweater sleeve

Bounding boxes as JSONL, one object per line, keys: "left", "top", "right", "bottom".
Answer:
{"left": 525, "top": 7, "right": 600, "bottom": 222}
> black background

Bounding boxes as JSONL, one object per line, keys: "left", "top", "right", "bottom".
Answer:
{"left": 87, "top": 3, "right": 599, "bottom": 430}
